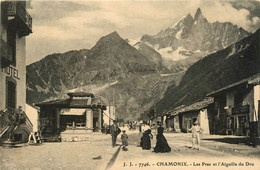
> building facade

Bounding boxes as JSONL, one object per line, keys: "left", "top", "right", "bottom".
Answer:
{"left": 26, "top": 104, "right": 39, "bottom": 132}
{"left": 36, "top": 92, "right": 106, "bottom": 137}
{"left": 163, "top": 98, "right": 213, "bottom": 134}
{"left": 0, "top": 1, "right": 32, "bottom": 111}
{"left": 103, "top": 106, "right": 116, "bottom": 126}
{"left": 207, "top": 74, "right": 260, "bottom": 136}
{"left": 0, "top": 1, "right": 33, "bottom": 143}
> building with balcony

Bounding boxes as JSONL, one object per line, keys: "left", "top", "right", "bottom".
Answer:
{"left": 207, "top": 74, "right": 260, "bottom": 136}
{"left": 0, "top": 1, "right": 33, "bottom": 143}
{"left": 0, "top": 1, "right": 32, "bottom": 112}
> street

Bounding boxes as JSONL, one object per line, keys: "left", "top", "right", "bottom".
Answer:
{"left": 111, "top": 130, "right": 260, "bottom": 170}
{"left": 0, "top": 131, "right": 259, "bottom": 170}
{"left": 0, "top": 134, "right": 117, "bottom": 170}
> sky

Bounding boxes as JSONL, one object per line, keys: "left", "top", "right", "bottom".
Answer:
{"left": 26, "top": 0, "right": 260, "bottom": 65}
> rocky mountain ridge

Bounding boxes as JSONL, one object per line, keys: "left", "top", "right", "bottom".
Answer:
{"left": 137, "top": 8, "right": 249, "bottom": 71}
{"left": 155, "top": 28, "right": 260, "bottom": 115}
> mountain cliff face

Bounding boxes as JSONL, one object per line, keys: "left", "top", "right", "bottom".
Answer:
{"left": 138, "top": 8, "right": 249, "bottom": 71}
{"left": 155, "top": 28, "right": 260, "bottom": 114}
{"left": 26, "top": 32, "right": 176, "bottom": 120}
{"left": 27, "top": 9, "right": 254, "bottom": 120}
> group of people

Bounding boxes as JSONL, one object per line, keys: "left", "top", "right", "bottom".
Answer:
{"left": 110, "top": 119, "right": 202, "bottom": 152}
{"left": 139, "top": 121, "right": 171, "bottom": 153}
{"left": 110, "top": 120, "right": 129, "bottom": 151}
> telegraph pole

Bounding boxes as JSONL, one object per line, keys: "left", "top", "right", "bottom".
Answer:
{"left": 108, "top": 63, "right": 111, "bottom": 127}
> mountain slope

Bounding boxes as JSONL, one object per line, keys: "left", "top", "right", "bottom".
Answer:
{"left": 155, "top": 28, "right": 260, "bottom": 114}
{"left": 26, "top": 32, "right": 175, "bottom": 120}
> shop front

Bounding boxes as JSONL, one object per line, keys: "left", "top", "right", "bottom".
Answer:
{"left": 226, "top": 105, "right": 250, "bottom": 136}
{"left": 36, "top": 92, "right": 106, "bottom": 136}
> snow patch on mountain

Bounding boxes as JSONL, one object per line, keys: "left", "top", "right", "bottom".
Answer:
{"left": 171, "top": 46, "right": 188, "bottom": 61}
{"left": 175, "top": 29, "right": 183, "bottom": 40}
{"left": 154, "top": 46, "right": 188, "bottom": 61}
{"left": 226, "top": 43, "right": 250, "bottom": 60}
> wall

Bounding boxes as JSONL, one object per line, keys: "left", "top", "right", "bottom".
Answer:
{"left": 161, "top": 115, "right": 167, "bottom": 129}
{"left": 26, "top": 104, "right": 39, "bottom": 132}
{"left": 0, "top": 3, "right": 6, "bottom": 111}
{"left": 0, "top": 3, "right": 26, "bottom": 112}
{"left": 242, "top": 87, "right": 254, "bottom": 122}
{"left": 199, "top": 109, "right": 210, "bottom": 134}
{"left": 15, "top": 36, "right": 26, "bottom": 111}
{"left": 174, "top": 116, "right": 180, "bottom": 132}
{"left": 103, "top": 106, "right": 115, "bottom": 126}
{"left": 253, "top": 85, "right": 260, "bottom": 122}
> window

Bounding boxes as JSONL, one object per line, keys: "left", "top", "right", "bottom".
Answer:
{"left": 7, "top": 19, "right": 16, "bottom": 66}
{"left": 6, "top": 79, "right": 16, "bottom": 109}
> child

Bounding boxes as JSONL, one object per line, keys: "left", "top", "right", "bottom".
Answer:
{"left": 189, "top": 121, "right": 202, "bottom": 150}
{"left": 121, "top": 130, "right": 128, "bottom": 151}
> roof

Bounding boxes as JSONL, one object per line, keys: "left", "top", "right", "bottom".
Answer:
{"left": 67, "top": 92, "right": 94, "bottom": 98}
{"left": 207, "top": 73, "right": 260, "bottom": 96}
{"left": 35, "top": 97, "right": 106, "bottom": 109}
{"left": 164, "top": 97, "right": 214, "bottom": 116}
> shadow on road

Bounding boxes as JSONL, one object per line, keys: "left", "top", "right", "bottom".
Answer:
{"left": 202, "top": 137, "right": 250, "bottom": 145}
{"left": 106, "top": 146, "right": 122, "bottom": 169}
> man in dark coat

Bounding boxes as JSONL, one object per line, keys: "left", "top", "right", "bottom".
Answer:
{"left": 110, "top": 120, "right": 120, "bottom": 147}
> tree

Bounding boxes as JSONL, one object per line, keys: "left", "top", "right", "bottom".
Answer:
{"left": 6, "top": 107, "right": 26, "bottom": 142}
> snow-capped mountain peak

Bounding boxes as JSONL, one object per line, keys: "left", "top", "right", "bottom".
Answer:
{"left": 140, "top": 8, "right": 249, "bottom": 63}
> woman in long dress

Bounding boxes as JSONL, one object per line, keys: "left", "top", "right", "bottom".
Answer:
{"left": 154, "top": 126, "right": 171, "bottom": 153}
{"left": 140, "top": 122, "right": 153, "bottom": 150}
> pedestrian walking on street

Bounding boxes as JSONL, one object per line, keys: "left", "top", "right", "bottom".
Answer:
{"left": 110, "top": 120, "right": 121, "bottom": 147}
{"left": 121, "top": 130, "right": 128, "bottom": 151}
{"left": 188, "top": 120, "right": 202, "bottom": 150}
{"left": 154, "top": 123, "right": 171, "bottom": 153}
{"left": 140, "top": 122, "right": 153, "bottom": 150}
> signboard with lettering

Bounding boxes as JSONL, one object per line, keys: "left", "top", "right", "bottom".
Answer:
{"left": 2, "top": 66, "right": 20, "bottom": 79}
{"left": 232, "top": 105, "right": 249, "bottom": 115}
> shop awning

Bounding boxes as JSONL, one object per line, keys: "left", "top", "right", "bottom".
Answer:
{"left": 60, "top": 109, "right": 86, "bottom": 116}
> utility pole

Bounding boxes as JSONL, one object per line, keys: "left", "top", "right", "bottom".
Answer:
{"left": 108, "top": 63, "right": 111, "bottom": 127}
{"left": 151, "top": 81, "right": 158, "bottom": 123}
